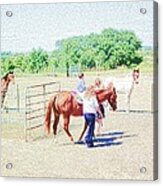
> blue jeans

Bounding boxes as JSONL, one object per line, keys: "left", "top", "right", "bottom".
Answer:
{"left": 84, "top": 113, "right": 96, "bottom": 147}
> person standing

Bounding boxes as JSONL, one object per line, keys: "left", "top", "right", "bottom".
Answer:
{"left": 94, "top": 78, "right": 106, "bottom": 135}
{"left": 83, "top": 85, "right": 103, "bottom": 148}
{"left": 76, "top": 73, "right": 86, "bottom": 94}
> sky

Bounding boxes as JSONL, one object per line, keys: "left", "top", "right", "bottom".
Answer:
{"left": 1, "top": 1, "right": 154, "bottom": 53}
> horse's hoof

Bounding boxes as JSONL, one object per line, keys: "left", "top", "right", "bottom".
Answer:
{"left": 70, "top": 137, "right": 74, "bottom": 142}
{"left": 74, "top": 141, "right": 84, "bottom": 145}
{"left": 69, "top": 137, "right": 75, "bottom": 144}
{"left": 52, "top": 136, "right": 58, "bottom": 144}
{"left": 70, "top": 140, "right": 75, "bottom": 145}
{"left": 78, "top": 138, "right": 82, "bottom": 142}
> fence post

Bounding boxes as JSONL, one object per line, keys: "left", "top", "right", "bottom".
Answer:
{"left": 24, "top": 82, "right": 61, "bottom": 142}
{"left": 24, "top": 87, "right": 28, "bottom": 142}
{"left": 17, "top": 84, "right": 20, "bottom": 112}
{"left": 43, "top": 85, "right": 46, "bottom": 114}
{"left": 151, "top": 83, "right": 153, "bottom": 113}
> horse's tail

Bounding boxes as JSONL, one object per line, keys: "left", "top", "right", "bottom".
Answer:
{"left": 45, "top": 95, "right": 57, "bottom": 135}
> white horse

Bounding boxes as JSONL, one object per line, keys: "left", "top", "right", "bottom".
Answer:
{"left": 104, "top": 69, "right": 140, "bottom": 113}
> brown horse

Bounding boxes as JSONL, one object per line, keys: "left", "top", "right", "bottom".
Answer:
{"left": 1, "top": 71, "right": 15, "bottom": 108}
{"left": 44, "top": 85, "right": 117, "bottom": 142}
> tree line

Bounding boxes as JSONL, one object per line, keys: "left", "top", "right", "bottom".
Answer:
{"left": 1, "top": 28, "right": 143, "bottom": 75}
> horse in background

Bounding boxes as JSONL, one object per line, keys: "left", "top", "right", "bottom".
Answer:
{"left": 104, "top": 69, "right": 140, "bottom": 113}
{"left": 44, "top": 84, "right": 117, "bottom": 142}
{"left": 1, "top": 71, "right": 15, "bottom": 108}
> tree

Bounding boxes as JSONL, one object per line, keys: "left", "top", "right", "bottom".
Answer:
{"left": 54, "top": 28, "right": 142, "bottom": 70}
{"left": 26, "top": 48, "right": 48, "bottom": 73}
{"left": 1, "top": 28, "right": 143, "bottom": 75}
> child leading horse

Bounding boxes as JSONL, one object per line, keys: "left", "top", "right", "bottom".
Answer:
{"left": 44, "top": 83, "right": 117, "bottom": 142}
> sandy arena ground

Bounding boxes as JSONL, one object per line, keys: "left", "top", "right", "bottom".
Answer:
{"left": 0, "top": 74, "right": 157, "bottom": 180}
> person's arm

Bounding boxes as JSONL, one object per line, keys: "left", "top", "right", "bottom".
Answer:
{"left": 96, "top": 107, "right": 104, "bottom": 119}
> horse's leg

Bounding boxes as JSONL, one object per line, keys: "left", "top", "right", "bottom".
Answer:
{"left": 52, "top": 113, "right": 60, "bottom": 144}
{"left": 63, "top": 115, "right": 74, "bottom": 142}
{"left": 51, "top": 96, "right": 60, "bottom": 142}
{"left": 96, "top": 119, "right": 103, "bottom": 136}
{"left": 78, "top": 121, "right": 88, "bottom": 141}
{"left": 53, "top": 113, "right": 60, "bottom": 136}
{"left": 126, "top": 94, "right": 130, "bottom": 113}
{"left": 126, "top": 87, "right": 133, "bottom": 113}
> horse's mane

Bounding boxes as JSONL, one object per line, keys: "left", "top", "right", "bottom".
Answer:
{"left": 1, "top": 71, "right": 14, "bottom": 81}
{"left": 95, "top": 89, "right": 104, "bottom": 94}
{"left": 95, "top": 87, "right": 113, "bottom": 95}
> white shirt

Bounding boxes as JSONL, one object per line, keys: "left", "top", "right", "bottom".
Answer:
{"left": 83, "top": 96, "right": 99, "bottom": 114}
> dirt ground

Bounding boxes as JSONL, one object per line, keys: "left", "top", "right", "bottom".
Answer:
{"left": 0, "top": 74, "right": 156, "bottom": 180}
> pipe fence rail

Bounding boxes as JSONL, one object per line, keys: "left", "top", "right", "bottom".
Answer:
{"left": 24, "top": 81, "right": 61, "bottom": 141}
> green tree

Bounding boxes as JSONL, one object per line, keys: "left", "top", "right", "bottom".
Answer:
{"left": 26, "top": 48, "right": 48, "bottom": 73}
{"left": 1, "top": 28, "right": 143, "bottom": 75}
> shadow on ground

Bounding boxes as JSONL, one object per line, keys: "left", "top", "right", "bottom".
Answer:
{"left": 75, "top": 131, "right": 137, "bottom": 148}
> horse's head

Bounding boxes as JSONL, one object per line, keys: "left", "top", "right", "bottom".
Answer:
{"left": 95, "top": 78, "right": 102, "bottom": 87}
{"left": 132, "top": 69, "right": 140, "bottom": 84}
{"left": 96, "top": 82, "right": 117, "bottom": 111}
{"left": 108, "top": 87, "right": 117, "bottom": 111}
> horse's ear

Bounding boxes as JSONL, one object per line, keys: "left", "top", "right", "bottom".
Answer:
{"left": 134, "top": 68, "right": 140, "bottom": 73}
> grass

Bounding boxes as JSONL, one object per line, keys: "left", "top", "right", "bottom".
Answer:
{"left": 14, "top": 61, "right": 153, "bottom": 78}
{"left": 137, "top": 50, "right": 154, "bottom": 74}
